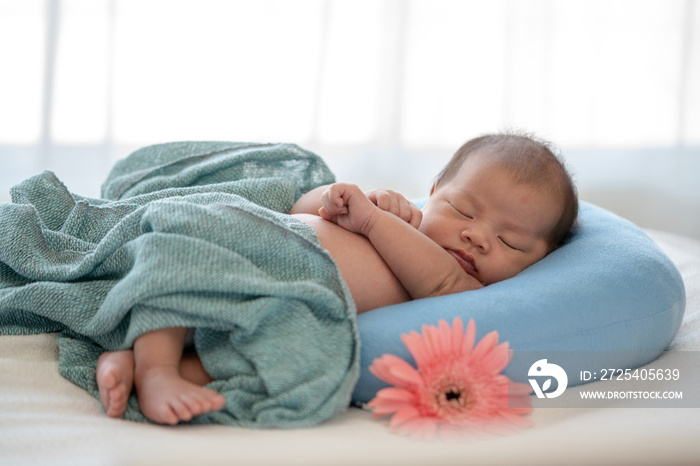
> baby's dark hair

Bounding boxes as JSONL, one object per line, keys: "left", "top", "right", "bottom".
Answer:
{"left": 435, "top": 131, "right": 578, "bottom": 251}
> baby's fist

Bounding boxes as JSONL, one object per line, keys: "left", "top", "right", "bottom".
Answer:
{"left": 319, "top": 183, "right": 376, "bottom": 235}
{"left": 365, "top": 189, "right": 422, "bottom": 228}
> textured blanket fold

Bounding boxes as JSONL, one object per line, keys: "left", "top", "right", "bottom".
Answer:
{"left": 0, "top": 142, "right": 359, "bottom": 428}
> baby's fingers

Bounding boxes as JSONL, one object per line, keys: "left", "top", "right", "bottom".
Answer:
{"left": 372, "top": 190, "right": 394, "bottom": 213}
{"left": 396, "top": 198, "right": 422, "bottom": 228}
{"left": 372, "top": 190, "right": 403, "bottom": 217}
{"left": 366, "top": 188, "right": 422, "bottom": 227}
{"left": 386, "top": 194, "right": 420, "bottom": 227}
{"left": 319, "top": 185, "right": 349, "bottom": 221}
{"left": 396, "top": 197, "right": 414, "bottom": 224}
{"left": 318, "top": 207, "right": 334, "bottom": 222}
{"left": 406, "top": 203, "right": 423, "bottom": 228}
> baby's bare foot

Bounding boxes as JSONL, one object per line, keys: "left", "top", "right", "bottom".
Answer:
{"left": 135, "top": 365, "right": 226, "bottom": 425}
{"left": 96, "top": 350, "right": 135, "bottom": 418}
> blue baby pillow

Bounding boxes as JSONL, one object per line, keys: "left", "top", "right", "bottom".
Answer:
{"left": 352, "top": 201, "right": 686, "bottom": 402}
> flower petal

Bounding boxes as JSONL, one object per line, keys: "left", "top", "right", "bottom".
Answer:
{"left": 470, "top": 330, "right": 499, "bottom": 362}
{"left": 497, "top": 411, "right": 535, "bottom": 429}
{"left": 436, "top": 424, "right": 463, "bottom": 441}
{"left": 450, "top": 317, "right": 464, "bottom": 354}
{"left": 371, "top": 386, "right": 416, "bottom": 402}
{"left": 368, "top": 356, "right": 395, "bottom": 382}
{"left": 447, "top": 418, "right": 492, "bottom": 438}
{"left": 508, "top": 380, "right": 535, "bottom": 396}
{"left": 388, "top": 360, "right": 424, "bottom": 387}
{"left": 479, "top": 341, "right": 510, "bottom": 374}
{"left": 436, "top": 319, "right": 452, "bottom": 358}
{"left": 369, "top": 354, "right": 421, "bottom": 388}
{"left": 460, "top": 318, "right": 477, "bottom": 355}
{"left": 401, "top": 331, "right": 429, "bottom": 369}
{"left": 388, "top": 405, "right": 421, "bottom": 427}
{"left": 421, "top": 324, "right": 437, "bottom": 361}
{"left": 368, "top": 398, "right": 414, "bottom": 418}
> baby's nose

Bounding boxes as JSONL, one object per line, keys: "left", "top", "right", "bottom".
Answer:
{"left": 461, "top": 227, "right": 489, "bottom": 252}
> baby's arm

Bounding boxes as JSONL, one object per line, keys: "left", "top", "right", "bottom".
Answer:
{"left": 290, "top": 185, "right": 330, "bottom": 215}
{"left": 319, "top": 183, "right": 483, "bottom": 299}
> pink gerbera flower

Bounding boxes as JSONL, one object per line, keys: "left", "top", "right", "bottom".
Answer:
{"left": 367, "top": 318, "right": 533, "bottom": 439}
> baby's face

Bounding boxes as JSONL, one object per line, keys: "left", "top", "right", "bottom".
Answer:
{"left": 419, "top": 153, "right": 561, "bottom": 285}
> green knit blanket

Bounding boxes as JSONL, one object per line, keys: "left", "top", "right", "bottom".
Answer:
{"left": 0, "top": 142, "right": 359, "bottom": 428}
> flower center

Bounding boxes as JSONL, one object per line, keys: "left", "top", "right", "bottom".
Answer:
{"left": 429, "top": 376, "right": 474, "bottom": 419}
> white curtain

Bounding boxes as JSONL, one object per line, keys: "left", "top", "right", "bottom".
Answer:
{"left": 1, "top": 0, "right": 698, "bottom": 235}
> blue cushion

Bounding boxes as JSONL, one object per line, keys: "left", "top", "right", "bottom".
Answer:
{"left": 352, "top": 201, "right": 686, "bottom": 402}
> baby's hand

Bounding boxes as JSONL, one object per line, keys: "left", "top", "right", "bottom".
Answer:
{"left": 319, "top": 183, "right": 378, "bottom": 235}
{"left": 365, "top": 189, "right": 422, "bottom": 229}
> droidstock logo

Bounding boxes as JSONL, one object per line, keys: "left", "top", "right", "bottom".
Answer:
{"left": 528, "top": 359, "right": 568, "bottom": 398}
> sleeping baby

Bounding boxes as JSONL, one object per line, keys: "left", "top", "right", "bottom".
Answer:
{"left": 96, "top": 132, "right": 578, "bottom": 425}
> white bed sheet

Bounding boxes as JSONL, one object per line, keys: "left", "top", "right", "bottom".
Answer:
{"left": 1, "top": 229, "right": 699, "bottom": 466}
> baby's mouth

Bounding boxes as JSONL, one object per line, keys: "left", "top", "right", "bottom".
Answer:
{"left": 447, "top": 249, "right": 477, "bottom": 275}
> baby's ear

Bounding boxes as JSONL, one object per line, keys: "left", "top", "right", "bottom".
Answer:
{"left": 429, "top": 181, "right": 437, "bottom": 196}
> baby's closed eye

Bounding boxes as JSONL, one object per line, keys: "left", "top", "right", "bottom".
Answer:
{"left": 498, "top": 236, "right": 519, "bottom": 250}
{"left": 449, "top": 201, "right": 473, "bottom": 219}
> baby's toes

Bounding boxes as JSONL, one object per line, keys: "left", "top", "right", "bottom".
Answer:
{"left": 97, "top": 369, "right": 119, "bottom": 390}
{"left": 168, "top": 397, "right": 194, "bottom": 423}
{"left": 180, "top": 392, "right": 208, "bottom": 415}
{"left": 106, "top": 388, "right": 126, "bottom": 417}
{"left": 203, "top": 389, "right": 226, "bottom": 410}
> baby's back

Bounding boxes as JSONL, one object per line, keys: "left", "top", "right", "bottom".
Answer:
{"left": 293, "top": 214, "right": 410, "bottom": 313}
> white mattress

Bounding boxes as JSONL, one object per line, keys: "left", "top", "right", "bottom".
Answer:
{"left": 2, "top": 229, "right": 699, "bottom": 466}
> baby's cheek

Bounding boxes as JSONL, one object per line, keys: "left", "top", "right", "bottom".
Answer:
{"left": 417, "top": 219, "right": 438, "bottom": 241}
{"left": 489, "top": 257, "right": 522, "bottom": 284}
